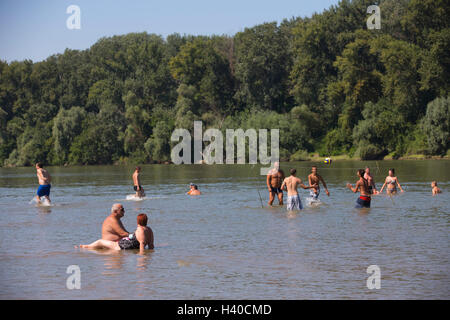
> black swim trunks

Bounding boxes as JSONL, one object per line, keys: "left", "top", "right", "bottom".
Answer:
{"left": 270, "top": 186, "right": 283, "bottom": 194}
{"left": 133, "top": 185, "right": 143, "bottom": 192}
{"left": 355, "top": 196, "right": 371, "bottom": 208}
{"left": 118, "top": 234, "right": 140, "bottom": 250}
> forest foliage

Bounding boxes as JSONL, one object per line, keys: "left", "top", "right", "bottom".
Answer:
{"left": 0, "top": 0, "right": 449, "bottom": 166}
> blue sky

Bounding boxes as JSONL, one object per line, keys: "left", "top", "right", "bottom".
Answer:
{"left": 0, "top": 0, "right": 340, "bottom": 62}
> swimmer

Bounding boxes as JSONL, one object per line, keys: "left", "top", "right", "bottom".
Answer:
{"left": 132, "top": 166, "right": 145, "bottom": 198}
{"left": 364, "top": 167, "right": 378, "bottom": 195}
{"left": 35, "top": 162, "right": 51, "bottom": 204}
{"left": 281, "top": 168, "right": 317, "bottom": 211}
{"left": 267, "top": 161, "right": 285, "bottom": 206}
{"left": 102, "top": 204, "right": 129, "bottom": 242}
{"left": 347, "top": 169, "right": 372, "bottom": 208}
{"left": 431, "top": 181, "right": 442, "bottom": 195}
{"left": 308, "top": 165, "right": 330, "bottom": 200}
{"left": 78, "top": 213, "right": 154, "bottom": 253}
{"left": 187, "top": 183, "right": 201, "bottom": 195}
{"left": 379, "top": 168, "right": 404, "bottom": 195}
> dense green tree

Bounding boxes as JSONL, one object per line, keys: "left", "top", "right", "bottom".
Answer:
{"left": 421, "top": 96, "right": 450, "bottom": 155}
{"left": 234, "top": 22, "right": 291, "bottom": 112}
{"left": 1, "top": 1, "right": 449, "bottom": 166}
{"left": 353, "top": 100, "right": 407, "bottom": 159}
{"left": 170, "top": 37, "right": 234, "bottom": 116}
{"left": 52, "top": 107, "right": 86, "bottom": 165}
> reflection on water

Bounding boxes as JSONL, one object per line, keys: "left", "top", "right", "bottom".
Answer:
{"left": 0, "top": 160, "right": 449, "bottom": 299}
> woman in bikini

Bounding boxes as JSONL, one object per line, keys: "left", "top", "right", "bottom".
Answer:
{"left": 379, "top": 168, "right": 404, "bottom": 195}
{"left": 77, "top": 213, "right": 154, "bottom": 253}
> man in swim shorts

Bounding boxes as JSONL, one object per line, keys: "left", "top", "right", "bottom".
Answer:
{"left": 347, "top": 169, "right": 372, "bottom": 208}
{"left": 266, "top": 161, "right": 285, "bottom": 206}
{"left": 132, "top": 166, "right": 144, "bottom": 198}
{"left": 281, "top": 168, "right": 317, "bottom": 210}
{"left": 308, "top": 166, "right": 330, "bottom": 200}
{"left": 101, "top": 204, "right": 130, "bottom": 241}
{"left": 35, "top": 162, "right": 51, "bottom": 204}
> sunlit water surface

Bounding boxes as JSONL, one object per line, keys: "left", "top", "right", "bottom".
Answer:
{"left": 0, "top": 161, "right": 448, "bottom": 299}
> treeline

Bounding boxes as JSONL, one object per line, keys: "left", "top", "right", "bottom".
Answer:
{"left": 0, "top": 0, "right": 449, "bottom": 166}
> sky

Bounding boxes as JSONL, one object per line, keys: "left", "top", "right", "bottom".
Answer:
{"left": 0, "top": 0, "right": 340, "bottom": 63}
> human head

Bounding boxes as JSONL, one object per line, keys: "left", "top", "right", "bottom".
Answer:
{"left": 137, "top": 213, "right": 148, "bottom": 226}
{"left": 273, "top": 161, "right": 280, "bottom": 171}
{"left": 431, "top": 181, "right": 437, "bottom": 187}
{"left": 358, "top": 169, "right": 365, "bottom": 178}
{"left": 35, "top": 162, "right": 43, "bottom": 169}
{"left": 193, "top": 185, "right": 198, "bottom": 190}
{"left": 290, "top": 168, "right": 296, "bottom": 176}
{"left": 111, "top": 203, "right": 124, "bottom": 217}
{"left": 389, "top": 168, "right": 395, "bottom": 176}
{"left": 365, "top": 167, "right": 370, "bottom": 174}
{"left": 135, "top": 166, "right": 141, "bottom": 172}
{"left": 311, "top": 166, "right": 317, "bottom": 174}
{"left": 189, "top": 183, "right": 195, "bottom": 189}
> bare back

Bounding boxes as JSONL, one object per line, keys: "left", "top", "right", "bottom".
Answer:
{"left": 283, "top": 176, "right": 302, "bottom": 196}
{"left": 135, "top": 226, "right": 154, "bottom": 249}
{"left": 356, "top": 178, "right": 371, "bottom": 196}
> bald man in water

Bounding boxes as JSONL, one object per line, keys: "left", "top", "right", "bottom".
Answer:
{"left": 101, "top": 204, "right": 129, "bottom": 241}
{"left": 267, "top": 161, "right": 285, "bottom": 206}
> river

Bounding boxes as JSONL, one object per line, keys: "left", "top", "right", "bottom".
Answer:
{"left": 0, "top": 160, "right": 448, "bottom": 299}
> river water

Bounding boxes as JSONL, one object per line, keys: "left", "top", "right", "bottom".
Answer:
{"left": 0, "top": 160, "right": 448, "bottom": 299}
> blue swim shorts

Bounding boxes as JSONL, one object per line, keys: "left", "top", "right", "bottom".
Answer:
{"left": 37, "top": 184, "right": 51, "bottom": 197}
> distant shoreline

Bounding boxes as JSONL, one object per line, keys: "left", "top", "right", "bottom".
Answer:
{"left": 1, "top": 155, "right": 449, "bottom": 169}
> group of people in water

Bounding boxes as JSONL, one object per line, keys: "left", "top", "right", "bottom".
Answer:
{"left": 76, "top": 203, "right": 154, "bottom": 253}
{"left": 32, "top": 161, "right": 442, "bottom": 252}
{"left": 266, "top": 162, "right": 441, "bottom": 210}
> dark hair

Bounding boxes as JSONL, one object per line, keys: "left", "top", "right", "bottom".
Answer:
{"left": 389, "top": 168, "right": 395, "bottom": 175}
{"left": 312, "top": 165, "right": 317, "bottom": 169}
{"left": 136, "top": 166, "right": 141, "bottom": 171}
{"left": 358, "top": 169, "right": 368, "bottom": 185}
{"left": 137, "top": 213, "right": 148, "bottom": 226}
{"left": 36, "top": 162, "right": 43, "bottom": 168}
{"left": 290, "top": 168, "right": 296, "bottom": 175}
{"left": 193, "top": 185, "right": 198, "bottom": 190}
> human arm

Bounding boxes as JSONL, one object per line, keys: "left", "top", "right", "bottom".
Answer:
{"left": 346, "top": 181, "right": 359, "bottom": 193}
{"left": 135, "top": 229, "right": 146, "bottom": 254}
{"left": 281, "top": 179, "right": 286, "bottom": 191}
{"left": 396, "top": 178, "right": 404, "bottom": 192}
{"left": 300, "top": 178, "right": 316, "bottom": 189}
{"left": 266, "top": 174, "right": 272, "bottom": 191}
{"left": 111, "top": 219, "right": 129, "bottom": 238}
{"left": 319, "top": 175, "right": 330, "bottom": 196}
{"left": 379, "top": 178, "right": 387, "bottom": 193}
